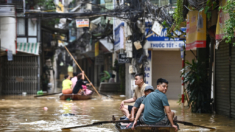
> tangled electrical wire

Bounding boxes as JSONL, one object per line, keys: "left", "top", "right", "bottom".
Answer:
{"left": 25, "top": 0, "right": 177, "bottom": 80}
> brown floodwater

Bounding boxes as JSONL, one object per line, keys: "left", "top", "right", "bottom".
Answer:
{"left": 0, "top": 93, "right": 235, "bottom": 132}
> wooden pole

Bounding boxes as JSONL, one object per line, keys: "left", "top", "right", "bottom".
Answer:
{"left": 63, "top": 45, "right": 101, "bottom": 98}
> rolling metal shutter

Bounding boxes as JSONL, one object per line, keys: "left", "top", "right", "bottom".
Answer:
{"left": 0, "top": 56, "right": 39, "bottom": 94}
{"left": 215, "top": 41, "right": 230, "bottom": 116}
{"left": 231, "top": 44, "right": 235, "bottom": 118}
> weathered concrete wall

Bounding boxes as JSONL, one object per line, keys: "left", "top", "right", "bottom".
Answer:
{"left": 125, "top": 63, "right": 133, "bottom": 98}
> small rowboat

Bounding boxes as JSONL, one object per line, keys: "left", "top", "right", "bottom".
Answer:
{"left": 59, "top": 92, "right": 93, "bottom": 100}
{"left": 115, "top": 122, "right": 175, "bottom": 132}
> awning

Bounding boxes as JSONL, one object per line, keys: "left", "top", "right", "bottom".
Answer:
{"left": 99, "top": 39, "right": 113, "bottom": 53}
{"left": 17, "top": 43, "right": 40, "bottom": 55}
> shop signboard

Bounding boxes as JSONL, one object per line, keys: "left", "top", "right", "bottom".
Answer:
{"left": 145, "top": 27, "right": 186, "bottom": 50}
{"left": 114, "top": 22, "right": 124, "bottom": 51}
{"left": 186, "top": 10, "right": 207, "bottom": 50}
{"left": 118, "top": 53, "right": 131, "bottom": 63}
{"left": 76, "top": 19, "right": 89, "bottom": 28}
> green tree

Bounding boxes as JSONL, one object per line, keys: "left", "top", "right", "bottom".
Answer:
{"left": 221, "top": 0, "right": 235, "bottom": 45}
{"left": 182, "top": 59, "right": 211, "bottom": 113}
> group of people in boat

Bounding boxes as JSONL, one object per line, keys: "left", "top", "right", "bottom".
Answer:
{"left": 62, "top": 71, "right": 92, "bottom": 95}
{"left": 120, "top": 73, "right": 179, "bottom": 131}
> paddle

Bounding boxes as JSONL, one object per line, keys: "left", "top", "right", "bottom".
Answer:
{"left": 34, "top": 92, "right": 61, "bottom": 97}
{"left": 61, "top": 120, "right": 216, "bottom": 130}
{"left": 99, "top": 92, "right": 112, "bottom": 98}
{"left": 176, "top": 120, "right": 216, "bottom": 130}
{"left": 61, "top": 120, "right": 131, "bottom": 130}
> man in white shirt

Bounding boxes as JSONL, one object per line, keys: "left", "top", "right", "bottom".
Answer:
{"left": 120, "top": 73, "right": 147, "bottom": 119}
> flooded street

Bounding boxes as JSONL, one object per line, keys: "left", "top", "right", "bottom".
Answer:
{"left": 0, "top": 93, "right": 235, "bottom": 132}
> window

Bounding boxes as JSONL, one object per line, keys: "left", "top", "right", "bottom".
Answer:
{"left": 28, "top": 18, "right": 37, "bottom": 36}
{"left": 17, "top": 38, "right": 27, "bottom": 42}
{"left": 28, "top": 38, "right": 37, "bottom": 43}
{"left": 17, "top": 17, "right": 38, "bottom": 43}
{"left": 17, "top": 18, "right": 25, "bottom": 35}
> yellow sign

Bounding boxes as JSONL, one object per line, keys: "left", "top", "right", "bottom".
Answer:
{"left": 215, "top": 0, "right": 232, "bottom": 40}
{"left": 95, "top": 42, "right": 99, "bottom": 57}
{"left": 56, "top": 2, "right": 64, "bottom": 13}
{"left": 186, "top": 10, "right": 207, "bottom": 50}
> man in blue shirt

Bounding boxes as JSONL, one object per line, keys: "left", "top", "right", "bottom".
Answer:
{"left": 132, "top": 78, "right": 178, "bottom": 131}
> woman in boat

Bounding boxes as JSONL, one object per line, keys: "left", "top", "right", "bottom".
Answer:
{"left": 62, "top": 75, "right": 73, "bottom": 94}
{"left": 71, "top": 72, "right": 78, "bottom": 90}
{"left": 73, "top": 71, "right": 92, "bottom": 95}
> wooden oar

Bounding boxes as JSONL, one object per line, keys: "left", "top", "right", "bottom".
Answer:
{"left": 63, "top": 45, "right": 101, "bottom": 98}
{"left": 99, "top": 92, "right": 112, "bottom": 98}
{"left": 61, "top": 120, "right": 216, "bottom": 130}
{"left": 34, "top": 92, "right": 61, "bottom": 97}
{"left": 61, "top": 120, "right": 131, "bottom": 130}
{"left": 176, "top": 120, "right": 216, "bottom": 130}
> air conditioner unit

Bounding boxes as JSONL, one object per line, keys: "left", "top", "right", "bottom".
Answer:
{"left": 0, "top": 5, "right": 15, "bottom": 17}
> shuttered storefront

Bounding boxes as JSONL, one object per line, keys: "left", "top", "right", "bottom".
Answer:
{"left": 215, "top": 41, "right": 230, "bottom": 116}
{"left": 0, "top": 56, "right": 39, "bottom": 94}
{"left": 0, "top": 56, "right": 2, "bottom": 94}
{"left": 152, "top": 51, "right": 196, "bottom": 99}
{"left": 231, "top": 43, "right": 235, "bottom": 118}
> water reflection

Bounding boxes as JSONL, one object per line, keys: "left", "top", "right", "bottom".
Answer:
{"left": 0, "top": 95, "right": 234, "bottom": 131}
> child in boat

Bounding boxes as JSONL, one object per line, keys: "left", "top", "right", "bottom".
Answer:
{"left": 62, "top": 75, "right": 73, "bottom": 94}
{"left": 72, "top": 71, "right": 92, "bottom": 95}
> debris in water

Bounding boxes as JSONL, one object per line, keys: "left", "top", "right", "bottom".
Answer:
{"left": 62, "top": 113, "right": 75, "bottom": 116}
{"left": 43, "top": 107, "right": 48, "bottom": 111}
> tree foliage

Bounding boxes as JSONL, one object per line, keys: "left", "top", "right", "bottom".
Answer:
{"left": 182, "top": 59, "right": 211, "bottom": 113}
{"left": 173, "top": 0, "right": 184, "bottom": 30}
{"left": 221, "top": 0, "right": 235, "bottom": 45}
{"left": 203, "top": 0, "right": 217, "bottom": 19}
{"left": 26, "top": 0, "right": 56, "bottom": 11}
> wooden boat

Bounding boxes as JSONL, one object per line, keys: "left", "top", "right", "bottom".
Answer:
{"left": 115, "top": 122, "right": 175, "bottom": 132}
{"left": 59, "top": 92, "right": 93, "bottom": 100}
